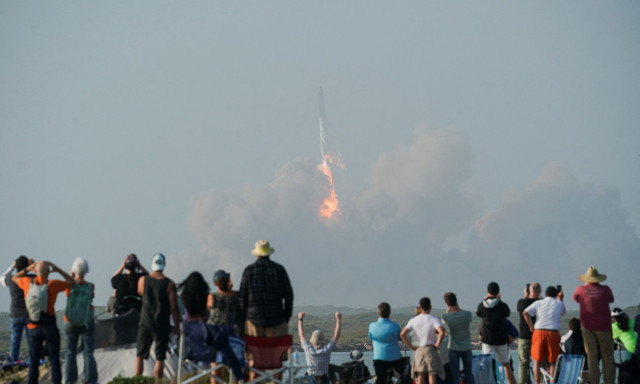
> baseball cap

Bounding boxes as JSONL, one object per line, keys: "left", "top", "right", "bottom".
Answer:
{"left": 151, "top": 253, "right": 166, "bottom": 271}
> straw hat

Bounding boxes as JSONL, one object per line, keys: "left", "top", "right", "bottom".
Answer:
{"left": 251, "top": 240, "right": 275, "bottom": 256}
{"left": 579, "top": 266, "right": 606, "bottom": 283}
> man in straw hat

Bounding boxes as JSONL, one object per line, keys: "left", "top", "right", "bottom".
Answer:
{"left": 572, "top": 266, "right": 615, "bottom": 384}
{"left": 239, "top": 240, "right": 294, "bottom": 379}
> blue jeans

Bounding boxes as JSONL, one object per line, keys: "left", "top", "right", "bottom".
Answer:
{"left": 10, "top": 316, "right": 29, "bottom": 362}
{"left": 448, "top": 350, "right": 474, "bottom": 384}
{"left": 26, "top": 319, "right": 62, "bottom": 384}
{"left": 64, "top": 321, "right": 97, "bottom": 384}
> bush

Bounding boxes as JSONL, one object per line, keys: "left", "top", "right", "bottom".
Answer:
{"left": 107, "top": 375, "right": 162, "bottom": 384}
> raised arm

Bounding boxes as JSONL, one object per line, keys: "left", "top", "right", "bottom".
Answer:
{"left": 332, "top": 312, "right": 342, "bottom": 343}
{"left": 0, "top": 262, "right": 15, "bottom": 287}
{"left": 297, "top": 312, "right": 306, "bottom": 342}
{"left": 111, "top": 258, "right": 126, "bottom": 279}
{"left": 50, "top": 262, "right": 74, "bottom": 284}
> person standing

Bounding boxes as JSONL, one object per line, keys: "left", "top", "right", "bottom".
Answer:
{"left": 208, "top": 269, "right": 241, "bottom": 332}
{"left": 63, "top": 258, "right": 97, "bottom": 384}
{"left": 239, "top": 240, "right": 294, "bottom": 336}
{"left": 572, "top": 266, "right": 615, "bottom": 384}
{"left": 134, "top": 253, "right": 181, "bottom": 379}
{"left": 476, "top": 282, "right": 516, "bottom": 384}
{"left": 368, "top": 302, "right": 405, "bottom": 384}
{"left": 441, "top": 292, "right": 474, "bottom": 384}
{"left": 297, "top": 311, "right": 342, "bottom": 384}
{"left": 110, "top": 253, "right": 148, "bottom": 315}
{"left": 523, "top": 286, "right": 566, "bottom": 384}
{"left": 0, "top": 255, "right": 32, "bottom": 363}
{"left": 207, "top": 269, "right": 242, "bottom": 383}
{"left": 516, "top": 282, "right": 540, "bottom": 384}
{"left": 12, "top": 260, "right": 74, "bottom": 384}
{"left": 400, "top": 297, "right": 445, "bottom": 384}
{"left": 239, "top": 240, "right": 294, "bottom": 380}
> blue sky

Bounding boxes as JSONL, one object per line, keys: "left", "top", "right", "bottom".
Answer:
{"left": 1, "top": 1, "right": 639, "bottom": 311}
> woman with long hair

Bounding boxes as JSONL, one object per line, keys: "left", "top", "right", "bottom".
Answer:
{"left": 178, "top": 271, "right": 243, "bottom": 381}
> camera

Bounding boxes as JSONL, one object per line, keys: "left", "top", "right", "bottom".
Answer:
{"left": 556, "top": 284, "right": 562, "bottom": 292}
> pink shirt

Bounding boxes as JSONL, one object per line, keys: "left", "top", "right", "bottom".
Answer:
{"left": 572, "top": 283, "right": 614, "bottom": 331}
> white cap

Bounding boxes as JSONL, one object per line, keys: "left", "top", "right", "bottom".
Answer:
{"left": 151, "top": 253, "right": 166, "bottom": 271}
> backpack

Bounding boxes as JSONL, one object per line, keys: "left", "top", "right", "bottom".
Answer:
{"left": 26, "top": 278, "right": 48, "bottom": 324}
{"left": 65, "top": 283, "right": 93, "bottom": 328}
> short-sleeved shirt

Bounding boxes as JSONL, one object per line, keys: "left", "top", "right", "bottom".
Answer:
{"left": 517, "top": 297, "right": 539, "bottom": 340}
{"left": 524, "top": 297, "right": 566, "bottom": 330}
{"left": 302, "top": 339, "right": 336, "bottom": 375}
{"left": 612, "top": 319, "right": 637, "bottom": 353}
{"left": 15, "top": 276, "right": 69, "bottom": 329}
{"left": 441, "top": 310, "right": 472, "bottom": 351}
{"left": 404, "top": 314, "right": 442, "bottom": 346}
{"left": 368, "top": 317, "right": 402, "bottom": 361}
{"left": 572, "top": 283, "right": 614, "bottom": 331}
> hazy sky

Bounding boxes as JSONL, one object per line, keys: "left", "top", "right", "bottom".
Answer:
{"left": 1, "top": 1, "right": 639, "bottom": 312}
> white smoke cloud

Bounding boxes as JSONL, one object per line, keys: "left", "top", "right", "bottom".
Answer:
{"left": 467, "top": 162, "right": 640, "bottom": 306}
{"left": 181, "top": 126, "right": 640, "bottom": 310}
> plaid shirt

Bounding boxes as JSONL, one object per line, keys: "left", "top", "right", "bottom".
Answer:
{"left": 302, "top": 339, "right": 336, "bottom": 375}
{"left": 239, "top": 257, "right": 293, "bottom": 327}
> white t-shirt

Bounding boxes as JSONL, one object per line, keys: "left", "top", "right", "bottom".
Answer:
{"left": 524, "top": 297, "right": 566, "bottom": 330}
{"left": 404, "top": 313, "right": 442, "bottom": 346}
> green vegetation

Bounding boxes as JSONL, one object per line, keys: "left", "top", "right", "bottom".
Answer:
{"left": 107, "top": 375, "right": 167, "bottom": 384}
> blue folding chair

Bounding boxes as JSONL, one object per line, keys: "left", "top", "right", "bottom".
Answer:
{"left": 177, "top": 318, "right": 245, "bottom": 384}
{"left": 540, "top": 354, "right": 585, "bottom": 384}
{"left": 472, "top": 354, "right": 496, "bottom": 384}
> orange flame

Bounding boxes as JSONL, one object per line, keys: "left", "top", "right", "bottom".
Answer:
{"left": 318, "top": 154, "right": 342, "bottom": 219}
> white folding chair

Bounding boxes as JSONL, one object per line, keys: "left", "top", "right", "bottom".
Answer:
{"left": 540, "top": 354, "right": 585, "bottom": 384}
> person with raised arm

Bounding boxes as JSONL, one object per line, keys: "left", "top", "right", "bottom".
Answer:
{"left": 12, "top": 260, "right": 74, "bottom": 384}
{"left": 297, "top": 311, "right": 342, "bottom": 384}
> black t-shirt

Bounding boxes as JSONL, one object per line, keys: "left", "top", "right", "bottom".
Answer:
{"left": 111, "top": 271, "right": 147, "bottom": 313}
{"left": 517, "top": 297, "right": 539, "bottom": 340}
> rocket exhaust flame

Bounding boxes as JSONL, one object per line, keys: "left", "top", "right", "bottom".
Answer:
{"left": 318, "top": 88, "right": 344, "bottom": 219}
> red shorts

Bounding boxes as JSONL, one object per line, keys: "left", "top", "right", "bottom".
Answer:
{"left": 531, "top": 329, "right": 561, "bottom": 363}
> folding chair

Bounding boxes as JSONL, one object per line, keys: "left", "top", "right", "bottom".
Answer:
{"left": 539, "top": 354, "right": 585, "bottom": 384}
{"left": 471, "top": 353, "right": 496, "bottom": 384}
{"left": 243, "top": 334, "right": 293, "bottom": 384}
{"left": 177, "top": 318, "right": 245, "bottom": 384}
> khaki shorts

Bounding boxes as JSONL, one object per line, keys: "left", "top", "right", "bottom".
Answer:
{"left": 481, "top": 343, "right": 511, "bottom": 364}
{"left": 412, "top": 345, "right": 444, "bottom": 377}
{"left": 244, "top": 320, "right": 289, "bottom": 337}
{"left": 243, "top": 320, "right": 289, "bottom": 361}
